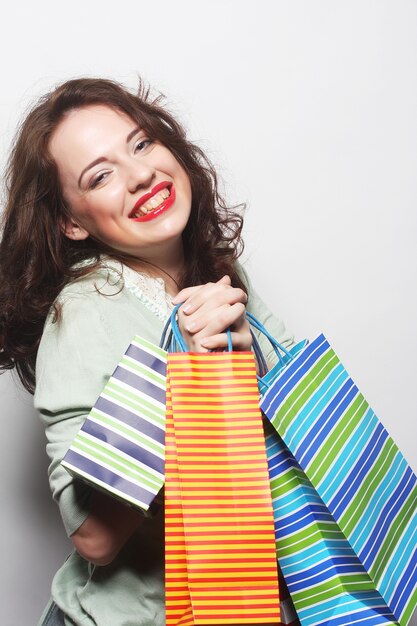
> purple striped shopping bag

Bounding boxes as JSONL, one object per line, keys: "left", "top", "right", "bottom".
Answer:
{"left": 62, "top": 336, "right": 167, "bottom": 513}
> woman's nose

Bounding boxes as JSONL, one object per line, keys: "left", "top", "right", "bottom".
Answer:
{"left": 126, "top": 157, "right": 155, "bottom": 193}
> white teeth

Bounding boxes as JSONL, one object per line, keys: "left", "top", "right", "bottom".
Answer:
{"left": 142, "top": 188, "right": 170, "bottom": 212}
{"left": 131, "top": 186, "right": 171, "bottom": 218}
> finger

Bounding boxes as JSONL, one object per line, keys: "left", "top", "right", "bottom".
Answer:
{"left": 200, "top": 330, "right": 253, "bottom": 351}
{"left": 172, "top": 275, "right": 231, "bottom": 306}
{"left": 230, "top": 313, "right": 250, "bottom": 332}
{"left": 171, "top": 284, "right": 203, "bottom": 305}
{"left": 183, "top": 302, "right": 246, "bottom": 335}
{"left": 181, "top": 283, "right": 247, "bottom": 317}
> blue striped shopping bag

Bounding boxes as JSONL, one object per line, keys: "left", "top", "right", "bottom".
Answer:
{"left": 256, "top": 328, "right": 417, "bottom": 626}
{"left": 62, "top": 336, "right": 167, "bottom": 513}
{"left": 264, "top": 422, "right": 402, "bottom": 626}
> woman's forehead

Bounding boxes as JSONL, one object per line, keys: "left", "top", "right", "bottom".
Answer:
{"left": 49, "top": 105, "right": 141, "bottom": 177}
{"left": 54, "top": 104, "right": 139, "bottom": 145}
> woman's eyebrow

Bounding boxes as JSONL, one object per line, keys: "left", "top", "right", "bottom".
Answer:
{"left": 78, "top": 126, "right": 142, "bottom": 187}
{"left": 126, "top": 126, "right": 141, "bottom": 143}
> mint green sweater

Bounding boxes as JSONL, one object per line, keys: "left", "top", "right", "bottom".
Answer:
{"left": 35, "top": 261, "right": 293, "bottom": 626}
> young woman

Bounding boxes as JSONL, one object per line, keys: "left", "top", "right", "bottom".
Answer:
{"left": 0, "top": 78, "right": 294, "bottom": 626}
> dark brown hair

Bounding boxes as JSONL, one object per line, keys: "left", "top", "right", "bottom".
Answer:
{"left": 0, "top": 77, "right": 245, "bottom": 393}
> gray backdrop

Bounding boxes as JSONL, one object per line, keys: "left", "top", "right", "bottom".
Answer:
{"left": 1, "top": 1, "right": 416, "bottom": 624}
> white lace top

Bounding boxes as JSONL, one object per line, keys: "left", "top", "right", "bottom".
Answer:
{"left": 101, "top": 258, "right": 175, "bottom": 322}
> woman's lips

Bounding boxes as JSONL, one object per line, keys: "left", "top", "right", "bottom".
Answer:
{"left": 129, "top": 182, "right": 175, "bottom": 222}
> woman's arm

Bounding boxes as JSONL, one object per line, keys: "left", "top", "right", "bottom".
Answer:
{"left": 70, "top": 491, "right": 144, "bottom": 566}
{"left": 35, "top": 284, "right": 158, "bottom": 565}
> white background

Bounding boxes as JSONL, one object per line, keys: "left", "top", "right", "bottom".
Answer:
{"left": 0, "top": 1, "right": 416, "bottom": 624}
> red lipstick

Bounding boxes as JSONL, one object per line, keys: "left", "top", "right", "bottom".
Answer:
{"left": 129, "top": 181, "right": 175, "bottom": 222}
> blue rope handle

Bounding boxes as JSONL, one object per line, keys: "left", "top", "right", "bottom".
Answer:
{"left": 245, "top": 311, "right": 293, "bottom": 362}
{"left": 161, "top": 306, "right": 294, "bottom": 370}
{"left": 250, "top": 329, "right": 268, "bottom": 377}
{"left": 159, "top": 315, "right": 174, "bottom": 350}
{"left": 170, "top": 304, "right": 188, "bottom": 352}
{"left": 160, "top": 305, "right": 303, "bottom": 394}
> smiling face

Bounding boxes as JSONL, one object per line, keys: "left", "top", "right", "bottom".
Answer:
{"left": 49, "top": 104, "right": 192, "bottom": 267}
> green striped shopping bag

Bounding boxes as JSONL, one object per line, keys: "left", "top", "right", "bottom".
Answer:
{"left": 256, "top": 329, "right": 417, "bottom": 626}
{"left": 62, "top": 336, "right": 166, "bottom": 513}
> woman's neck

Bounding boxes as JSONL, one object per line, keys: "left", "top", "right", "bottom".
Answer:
{"left": 120, "top": 242, "right": 185, "bottom": 296}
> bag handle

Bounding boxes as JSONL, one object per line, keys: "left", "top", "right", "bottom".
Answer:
{"left": 250, "top": 328, "right": 268, "bottom": 377}
{"left": 161, "top": 306, "right": 292, "bottom": 366}
{"left": 246, "top": 311, "right": 293, "bottom": 363}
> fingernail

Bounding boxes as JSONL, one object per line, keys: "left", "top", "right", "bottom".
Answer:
{"left": 182, "top": 303, "right": 191, "bottom": 313}
{"left": 186, "top": 322, "right": 196, "bottom": 332}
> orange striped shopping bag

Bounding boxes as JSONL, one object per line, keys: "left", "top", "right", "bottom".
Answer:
{"left": 165, "top": 350, "right": 281, "bottom": 625}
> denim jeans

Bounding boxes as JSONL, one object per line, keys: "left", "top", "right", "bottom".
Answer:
{"left": 41, "top": 602, "right": 65, "bottom": 626}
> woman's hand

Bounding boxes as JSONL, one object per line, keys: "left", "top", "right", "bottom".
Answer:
{"left": 172, "top": 275, "right": 252, "bottom": 352}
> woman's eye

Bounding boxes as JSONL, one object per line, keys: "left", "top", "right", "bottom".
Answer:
{"left": 89, "top": 172, "right": 109, "bottom": 189}
{"left": 134, "top": 138, "right": 152, "bottom": 153}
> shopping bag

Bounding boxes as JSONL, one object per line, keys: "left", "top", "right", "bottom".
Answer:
{"left": 253, "top": 320, "right": 417, "bottom": 626}
{"left": 251, "top": 319, "right": 397, "bottom": 626}
{"left": 265, "top": 422, "right": 401, "bottom": 626}
{"left": 62, "top": 336, "right": 167, "bottom": 513}
{"left": 164, "top": 308, "right": 281, "bottom": 625}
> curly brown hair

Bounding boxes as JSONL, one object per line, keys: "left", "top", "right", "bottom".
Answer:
{"left": 0, "top": 77, "right": 246, "bottom": 394}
